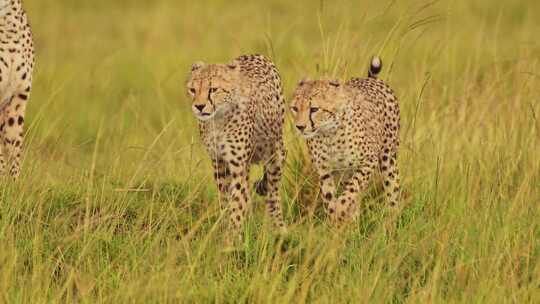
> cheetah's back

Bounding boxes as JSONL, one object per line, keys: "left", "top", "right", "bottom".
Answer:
{"left": 348, "top": 77, "right": 400, "bottom": 150}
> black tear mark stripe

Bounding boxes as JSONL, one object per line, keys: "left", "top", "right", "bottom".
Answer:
{"left": 207, "top": 80, "right": 214, "bottom": 107}
{"left": 308, "top": 101, "right": 316, "bottom": 129}
{"left": 207, "top": 88, "right": 214, "bottom": 106}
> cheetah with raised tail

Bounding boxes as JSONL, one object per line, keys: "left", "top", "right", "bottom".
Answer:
{"left": 290, "top": 57, "right": 401, "bottom": 224}
{"left": 0, "top": 0, "right": 35, "bottom": 179}
{"left": 186, "top": 54, "right": 287, "bottom": 242}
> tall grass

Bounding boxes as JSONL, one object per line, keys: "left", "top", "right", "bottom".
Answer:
{"left": 0, "top": 0, "right": 539, "bottom": 302}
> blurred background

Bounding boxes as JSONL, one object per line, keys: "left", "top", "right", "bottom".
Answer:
{"left": 24, "top": 0, "right": 539, "bottom": 185}
{"left": 25, "top": 0, "right": 540, "bottom": 186}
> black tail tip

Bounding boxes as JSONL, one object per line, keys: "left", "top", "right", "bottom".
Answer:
{"left": 368, "top": 56, "right": 383, "bottom": 78}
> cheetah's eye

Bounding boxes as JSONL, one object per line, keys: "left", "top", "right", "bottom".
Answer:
{"left": 209, "top": 88, "right": 218, "bottom": 93}
{"left": 291, "top": 106, "right": 298, "bottom": 112}
{"left": 310, "top": 107, "right": 319, "bottom": 113}
{"left": 189, "top": 88, "right": 196, "bottom": 95}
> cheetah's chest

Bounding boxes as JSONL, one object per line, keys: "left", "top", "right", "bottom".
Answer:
{"left": 199, "top": 111, "right": 277, "bottom": 164}
{"left": 310, "top": 114, "right": 379, "bottom": 172}
{"left": 326, "top": 132, "right": 363, "bottom": 171}
{"left": 201, "top": 125, "right": 226, "bottom": 159}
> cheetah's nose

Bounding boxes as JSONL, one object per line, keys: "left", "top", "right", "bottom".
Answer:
{"left": 296, "top": 125, "right": 306, "bottom": 132}
{"left": 194, "top": 104, "right": 205, "bottom": 112}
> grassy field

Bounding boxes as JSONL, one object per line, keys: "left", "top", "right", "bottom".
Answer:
{"left": 1, "top": 0, "right": 539, "bottom": 302}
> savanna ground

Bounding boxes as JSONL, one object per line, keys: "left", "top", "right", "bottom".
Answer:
{"left": 1, "top": 0, "right": 539, "bottom": 302}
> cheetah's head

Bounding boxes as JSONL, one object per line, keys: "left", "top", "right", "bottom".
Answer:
{"left": 290, "top": 78, "right": 347, "bottom": 139}
{"left": 186, "top": 60, "right": 244, "bottom": 121}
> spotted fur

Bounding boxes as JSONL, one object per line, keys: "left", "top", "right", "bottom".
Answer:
{"left": 290, "top": 57, "right": 401, "bottom": 225}
{"left": 0, "top": 0, "right": 34, "bottom": 179}
{"left": 186, "top": 54, "right": 287, "bottom": 243}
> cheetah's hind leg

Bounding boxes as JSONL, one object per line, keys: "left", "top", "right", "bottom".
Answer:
{"left": 1, "top": 93, "right": 27, "bottom": 179}
{"left": 379, "top": 150, "right": 401, "bottom": 210}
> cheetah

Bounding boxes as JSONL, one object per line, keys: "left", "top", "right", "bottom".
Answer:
{"left": 290, "top": 57, "right": 401, "bottom": 224}
{"left": 0, "top": 0, "right": 35, "bottom": 179}
{"left": 186, "top": 54, "right": 287, "bottom": 242}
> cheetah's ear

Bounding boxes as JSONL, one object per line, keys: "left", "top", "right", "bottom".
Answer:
{"left": 299, "top": 76, "right": 310, "bottom": 86}
{"left": 329, "top": 79, "right": 341, "bottom": 87}
{"left": 191, "top": 61, "right": 205, "bottom": 72}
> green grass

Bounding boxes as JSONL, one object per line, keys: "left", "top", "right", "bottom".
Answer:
{"left": 1, "top": 0, "right": 539, "bottom": 302}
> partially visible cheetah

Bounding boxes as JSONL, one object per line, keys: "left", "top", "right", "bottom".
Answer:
{"left": 0, "top": 0, "right": 35, "bottom": 179}
{"left": 290, "top": 57, "right": 401, "bottom": 224}
{"left": 186, "top": 54, "right": 287, "bottom": 243}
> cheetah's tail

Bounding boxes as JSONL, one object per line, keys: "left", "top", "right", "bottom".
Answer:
{"left": 368, "top": 56, "right": 383, "bottom": 78}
